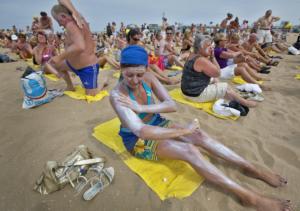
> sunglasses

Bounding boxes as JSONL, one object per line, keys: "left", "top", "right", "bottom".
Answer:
{"left": 166, "top": 32, "right": 173, "bottom": 35}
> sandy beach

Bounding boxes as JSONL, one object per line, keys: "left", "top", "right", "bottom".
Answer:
{"left": 0, "top": 34, "right": 299, "bottom": 211}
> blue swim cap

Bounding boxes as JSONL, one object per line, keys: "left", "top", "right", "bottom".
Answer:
{"left": 120, "top": 45, "right": 148, "bottom": 66}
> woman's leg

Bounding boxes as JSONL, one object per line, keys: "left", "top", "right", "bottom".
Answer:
{"left": 156, "top": 139, "right": 291, "bottom": 211}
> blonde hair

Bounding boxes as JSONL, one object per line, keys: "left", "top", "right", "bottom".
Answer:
{"left": 51, "top": 4, "right": 71, "bottom": 17}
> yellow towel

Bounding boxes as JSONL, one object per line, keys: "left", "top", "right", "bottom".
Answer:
{"left": 101, "top": 63, "right": 112, "bottom": 71}
{"left": 113, "top": 72, "right": 120, "bottom": 78}
{"left": 232, "top": 76, "right": 263, "bottom": 85}
{"left": 169, "top": 89, "right": 238, "bottom": 120}
{"left": 295, "top": 74, "right": 300, "bottom": 80}
{"left": 64, "top": 85, "right": 109, "bottom": 103}
{"left": 167, "top": 65, "right": 183, "bottom": 71}
{"left": 93, "top": 118, "right": 206, "bottom": 200}
{"left": 296, "top": 65, "right": 300, "bottom": 70}
{"left": 44, "top": 74, "right": 60, "bottom": 82}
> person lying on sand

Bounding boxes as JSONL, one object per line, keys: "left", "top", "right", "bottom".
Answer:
{"left": 110, "top": 45, "right": 291, "bottom": 211}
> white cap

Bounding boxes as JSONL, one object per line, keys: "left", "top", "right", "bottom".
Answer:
{"left": 11, "top": 34, "right": 18, "bottom": 41}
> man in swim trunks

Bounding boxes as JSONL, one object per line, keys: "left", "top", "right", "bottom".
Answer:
{"left": 110, "top": 45, "right": 291, "bottom": 211}
{"left": 49, "top": 0, "right": 105, "bottom": 96}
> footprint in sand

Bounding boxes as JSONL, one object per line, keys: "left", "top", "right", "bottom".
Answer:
{"left": 253, "top": 139, "right": 275, "bottom": 168}
{"left": 268, "top": 143, "right": 300, "bottom": 170}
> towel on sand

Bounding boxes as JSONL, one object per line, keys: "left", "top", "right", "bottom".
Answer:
{"left": 93, "top": 118, "right": 206, "bottom": 200}
{"left": 169, "top": 89, "right": 239, "bottom": 120}
{"left": 64, "top": 85, "right": 109, "bottom": 103}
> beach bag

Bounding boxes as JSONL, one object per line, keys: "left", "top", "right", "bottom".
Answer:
{"left": 20, "top": 67, "right": 62, "bottom": 109}
{"left": 34, "top": 145, "right": 93, "bottom": 195}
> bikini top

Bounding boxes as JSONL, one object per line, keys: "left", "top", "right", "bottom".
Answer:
{"left": 127, "top": 81, "right": 152, "bottom": 120}
{"left": 41, "top": 47, "right": 53, "bottom": 64}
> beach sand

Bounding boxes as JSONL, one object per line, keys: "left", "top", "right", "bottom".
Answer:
{"left": 0, "top": 34, "right": 299, "bottom": 211}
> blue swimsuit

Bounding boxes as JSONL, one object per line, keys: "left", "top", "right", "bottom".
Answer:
{"left": 66, "top": 60, "right": 99, "bottom": 89}
{"left": 119, "top": 81, "right": 168, "bottom": 151}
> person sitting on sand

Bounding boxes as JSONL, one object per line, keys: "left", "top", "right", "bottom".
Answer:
{"left": 180, "top": 29, "right": 193, "bottom": 61}
{"left": 31, "top": 17, "right": 40, "bottom": 35}
{"left": 242, "top": 33, "right": 279, "bottom": 66}
{"left": 227, "top": 33, "right": 271, "bottom": 73}
{"left": 158, "top": 26, "right": 184, "bottom": 69}
{"left": 181, "top": 35, "right": 256, "bottom": 107}
{"left": 32, "top": 31, "right": 58, "bottom": 75}
{"left": 13, "top": 33, "right": 33, "bottom": 59}
{"left": 128, "top": 29, "right": 180, "bottom": 85}
{"left": 110, "top": 45, "right": 291, "bottom": 211}
{"left": 49, "top": 0, "right": 107, "bottom": 96}
{"left": 214, "top": 33, "right": 269, "bottom": 88}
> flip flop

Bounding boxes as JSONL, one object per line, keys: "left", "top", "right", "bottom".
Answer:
{"left": 74, "top": 162, "right": 105, "bottom": 194}
{"left": 83, "top": 167, "right": 114, "bottom": 201}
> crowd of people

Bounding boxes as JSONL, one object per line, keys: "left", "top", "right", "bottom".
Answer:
{"left": 0, "top": 0, "right": 296, "bottom": 210}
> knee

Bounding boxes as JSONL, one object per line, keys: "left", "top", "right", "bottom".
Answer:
{"left": 184, "top": 144, "right": 200, "bottom": 160}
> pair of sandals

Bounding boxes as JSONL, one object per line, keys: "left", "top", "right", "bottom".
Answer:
{"left": 239, "top": 91, "right": 264, "bottom": 102}
{"left": 74, "top": 161, "right": 115, "bottom": 201}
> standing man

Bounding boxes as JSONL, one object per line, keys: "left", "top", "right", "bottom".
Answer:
{"left": 39, "top": 11, "right": 54, "bottom": 34}
{"left": 219, "top": 13, "right": 233, "bottom": 33}
{"left": 256, "top": 10, "right": 280, "bottom": 45}
{"left": 50, "top": 0, "right": 105, "bottom": 96}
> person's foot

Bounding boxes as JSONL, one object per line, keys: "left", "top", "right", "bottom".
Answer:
{"left": 258, "top": 77, "right": 271, "bottom": 81}
{"left": 243, "top": 100, "right": 257, "bottom": 108}
{"left": 244, "top": 167, "right": 287, "bottom": 187}
{"left": 65, "top": 86, "right": 75, "bottom": 92}
{"left": 255, "top": 196, "right": 292, "bottom": 211}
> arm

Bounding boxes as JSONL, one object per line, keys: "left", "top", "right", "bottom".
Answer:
{"left": 110, "top": 89, "right": 192, "bottom": 140}
{"left": 219, "top": 50, "right": 241, "bottom": 59}
{"left": 58, "top": 0, "right": 84, "bottom": 28}
{"left": 194, "top": 57, "right": 220, "bottom": 78}
{"left": 117, "top": 72, "right": 177, "bottom": 114}
{"left": 254, "top": 43, "right": 267, "bottom": 57}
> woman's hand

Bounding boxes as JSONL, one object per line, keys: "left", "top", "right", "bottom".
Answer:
{"left": 117, "top": 93, "right": 143, "bottom": 113}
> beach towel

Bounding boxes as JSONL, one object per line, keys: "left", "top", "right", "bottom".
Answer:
{"left": 64, "top": 85, "right": 109, "bottom": 103}
{"left": 167, "top": 65, "right": 183, "bottom": 71}
{"left": 93, "top": 118, "right": 206, "bottom": 200}
{"left": 44, "top": 74, "right": 60, "bottom": 82}
{"left": 169, "top": 89, "right": 239, "bottom": 120}
{"left": 100, "top": 64, "right": 112, "bottom": 71}
{"left": 232, "top": 76, "right": 263, "bottom": 85}
{"left": 295, "top": 74, "right": 300, "bottom": 80}
{"left": 113, "top": 72, "right": 121, "bottom": 78}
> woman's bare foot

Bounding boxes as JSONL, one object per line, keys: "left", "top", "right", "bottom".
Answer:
{"left": 261, "top": 84, "right": 272, "bottom": 91}
{"left": 255, "top": 196, "right": 292, "bottom": 211}
{"left": 244, "top": 167, "right": 287, "bottom": 187}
